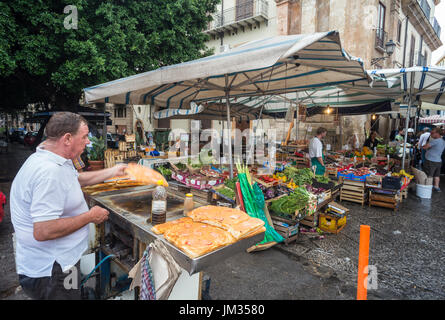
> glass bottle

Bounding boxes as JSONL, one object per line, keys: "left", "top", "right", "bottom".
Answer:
{"left": 151, "top": 180, "right": 167, "bottom": 225}
{"left": 183, "top": 193, "right": 194, "bottom": 217}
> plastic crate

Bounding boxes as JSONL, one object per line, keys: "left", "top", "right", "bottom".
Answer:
{"left": 319, "top": 213, "right": 347, "bottom": 234}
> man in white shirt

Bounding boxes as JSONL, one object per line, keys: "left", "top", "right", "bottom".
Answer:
{"left": 11, "top": 112, "right": 127, "bottom": 300}
{"left": 418, "top": 127, "right": 431, "bottom": 165}
{"left": 309, "top": 127, "right": 327, "bottom": 175}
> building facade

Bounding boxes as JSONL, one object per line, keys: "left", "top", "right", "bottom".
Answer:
{"left": 202, "top": 0, "right": 443, "bottom": 145}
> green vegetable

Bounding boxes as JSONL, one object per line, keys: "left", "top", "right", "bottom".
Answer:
{"left": 224, "top": 177, "right": 238, "bottom": 191}
{"left": 157, "top": 165, "right": 172, "bottom": 178}
{"left": 270, "top": 187, "right": 310, "bottom": 215}
{"left": 218, "top": 187, "right": 235, "bottom": 199}
{"left": 175, "top": 163, "right": 187, "bottom": 170}
{"left": 315, "top": 175, "right": 330, "bottom": 184}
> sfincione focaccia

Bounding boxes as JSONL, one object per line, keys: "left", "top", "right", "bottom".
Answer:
{"left": 186, "top": 205, "right": 265, "bottom": 240}
{"left": 162, "top": 222, "right": 236, "bottom": 259}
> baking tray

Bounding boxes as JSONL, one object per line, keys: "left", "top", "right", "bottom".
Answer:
{"left": 89, "top": 186, "right": 265, "bottom": 275}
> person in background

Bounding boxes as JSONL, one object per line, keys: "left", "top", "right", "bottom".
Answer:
{"left": 395, "top": 128, "right": 405, "bottom": 143}
{"left": 407, "top": 128, "right": 416, "bottom": 145}
{"left": 422, "top": 127, "right": 445, "bottom": 192}
{"left": 363, "top": 130, "right": 379, "bottom": 150}
{"left": 309, "top": 127, "right": 327, "bottom": 175}
{"left": 72, "top": 156, "right": 85, "bottom": 172}
{"left": 418, "top": 127, "right": 431, "bottom": 166}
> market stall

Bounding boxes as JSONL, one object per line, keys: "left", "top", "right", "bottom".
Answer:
{"left": 81, "top": 172, "right": 266, "bottom": 299}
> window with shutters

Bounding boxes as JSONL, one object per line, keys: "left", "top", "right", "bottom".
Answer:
{"left": 236, "top": 0, "right": 254, "bottom": 21}
{"left": 409, "top": 35, "right": 416, "bottom": 67}
{"left": 397, "top": 19, "right": 402, "bottom": 44}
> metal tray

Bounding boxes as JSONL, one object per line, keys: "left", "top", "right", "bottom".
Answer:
{"left": 90, "top": 186, "right": 265, "bottom": 275}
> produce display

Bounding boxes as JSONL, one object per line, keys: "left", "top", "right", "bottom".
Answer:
{"left": 217, "top": 187, "right": 236, "bottom": 199}
{"left": 156, "top": 165, "right": 172, "bottom": 180}
{"left": 270, "top": 187, "right": 311, "bottom": 216}
{"left": 315, "top": 175, "right": 330, "bottom": 184}
{"left": 283, "top": 167, "right": 314, "bottom": 187}
{"left": 224, "top": 177, "right": 239, "bottom": 191}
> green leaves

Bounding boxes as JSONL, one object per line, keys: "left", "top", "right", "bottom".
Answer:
{"left": 87, "top": 136, "right": 105, "bottom": 161}
{"left": 0, "top": 0, "right": 220, "bottom": 110}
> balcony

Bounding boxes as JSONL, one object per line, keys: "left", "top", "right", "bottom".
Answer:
{"left": 417, "top": 0, "right": 431, "bottom": 21}
{"left": 205, "top": 0, "right": 269, "bottom": 35}
{"left": 402, "top": 0, "right": 442, "bottom": 50}
{"left": 433, "top": 17, "right": 441, "bottom": 38}
{"left": 375, "top": 28, "right": 388, "bottom": 52}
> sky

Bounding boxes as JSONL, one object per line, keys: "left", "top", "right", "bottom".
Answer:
{"left": 432, "top": 1, "right": 445, "bottom": 64}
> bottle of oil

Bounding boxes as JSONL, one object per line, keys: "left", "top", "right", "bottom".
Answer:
{"left": 151, "top": 180, "right": 167, "bottom": 225}
{"left": 183, "top": 193, "right": 194, "bottom": 217}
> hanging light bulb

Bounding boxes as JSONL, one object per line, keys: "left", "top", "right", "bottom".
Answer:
{"left": 372, "top": 114, "right": 377, "bottom": 120}
{"left": 325, "top": 105, "right": 332, "bottom": 114}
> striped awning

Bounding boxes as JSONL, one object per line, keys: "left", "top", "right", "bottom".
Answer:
{"left": 365, "top": 66, "right": 445, "bottom": 105}
{"left": 84, "top": 31, "right": 370, "bottom": 110}
{"left": 419, "top": 114, "right": 445, "bottom": 124}
{"left": 153, "top": 102, "right": 273, "bottom": 120}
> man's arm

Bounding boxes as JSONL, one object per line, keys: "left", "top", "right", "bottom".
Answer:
{"left": 33, "top": 206, "right": 109, "bottom": 241}
{"left": 78, "top": 164, "right": 127, "bottom": 187}
{"left": 317, "top": 157, "right": 325, "bottom": 167}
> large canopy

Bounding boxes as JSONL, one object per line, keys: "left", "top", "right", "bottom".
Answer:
{"left": 154, "top": 86, "right": 393, "bottom": 120}
{"left": 153, "top": 102, "right": 273, "bottom": 121}
{"left": 84, "top": 31, "right": 370, "bottom": 109}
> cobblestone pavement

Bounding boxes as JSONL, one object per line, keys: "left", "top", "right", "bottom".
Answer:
{"left": 1, "top": 143, "right": 444, "bottom": 300}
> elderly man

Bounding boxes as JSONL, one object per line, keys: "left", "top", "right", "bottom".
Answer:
{"left": 423, "top": 127, "right": 445, "bottom": 192}
{"left": 10, "top": 112, "right": 127, "bottom": 300}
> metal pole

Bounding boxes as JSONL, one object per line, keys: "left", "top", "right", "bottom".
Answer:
{"left": 225, "top": 75, "right": 234, "bottom": 179}
{"left": 402, "top": 74, "right": 414, "bottom": 170}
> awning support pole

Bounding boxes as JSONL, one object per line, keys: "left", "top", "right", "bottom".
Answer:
{"left": 402, "top": 74, "right": 415, "bottom": 171}
{"left": 225, "top": 75, "right": 234, "bottom": 179}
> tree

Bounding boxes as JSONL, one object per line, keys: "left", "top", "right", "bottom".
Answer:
{"left": 0, "top": 0, "right": 219, "bottom": 111}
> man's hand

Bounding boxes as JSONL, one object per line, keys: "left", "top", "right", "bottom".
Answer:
{"left": 111, "top": 164, "right": 128, "bottom": 177}
{"left": 88, "top": 206, "right": 109, "bottom": 224}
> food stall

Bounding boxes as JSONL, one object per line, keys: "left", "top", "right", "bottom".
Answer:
{"left": 81, "top": 169, "right": 265, "bottom": 300}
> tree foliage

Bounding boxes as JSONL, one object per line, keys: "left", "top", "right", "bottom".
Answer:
{"left": 0, "top": 0, "right": 219, "bottom": 111}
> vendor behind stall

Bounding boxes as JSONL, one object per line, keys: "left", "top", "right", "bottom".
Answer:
{"left": 363, "top": 130, "right": 379, "bottom": 150}
{"left": 309, "top": 127, "right": 327, "bottom": 175}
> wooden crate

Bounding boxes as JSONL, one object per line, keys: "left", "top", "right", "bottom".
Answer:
{"left": 368, "top": 189, "right": 400, "bottom": 211}
{"left": 340, "top": 180, "right": 367, "bottom": 206}
{"left": 271, "top": 216, "right": 299, "bottom": 246}
{"left": 299, "top": 212, "right": 319, "bottom": 228}
{"left": 211, "top": 185, "right": 236, "bottom": 203}
{"left": 190, "top": 188, "right": 212, "bottom": 204}
{"left": 253, "top": 176, "right": 280, "bottom": 188}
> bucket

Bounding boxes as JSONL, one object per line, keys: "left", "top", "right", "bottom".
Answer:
{"left": 416, "top": 184, "right": 433, "bottom": 199}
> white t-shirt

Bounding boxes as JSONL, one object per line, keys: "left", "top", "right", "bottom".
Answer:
{"left": 418, "top": 132, "right": 431, "bottom": 149}
{"left": 309, "top": 137, "right": 323, "bottom": 158}
{"left": 11, "top": 147, "right": 89, "bottom": 277}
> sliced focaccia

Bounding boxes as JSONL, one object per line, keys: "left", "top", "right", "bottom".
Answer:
{"left": 227, "top": 217, "right": 265, "bottom": 240}
{"left": 186, "top": 205, "right": 264, "bottom": 239}
{"left": 187, "top": 206, "right": 250, "bottom": 230}
{"left": 151, "top": 217, "right": 193, "bottom": 234}
{"left": 163, "top": 222, "right": 235, "bottom": 259}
